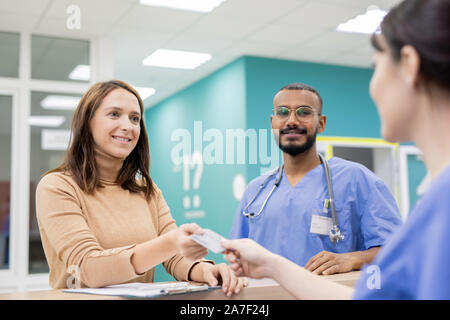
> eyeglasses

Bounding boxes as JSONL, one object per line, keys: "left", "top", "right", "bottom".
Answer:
{"left": 273, "top": 106, "right": 320, "bottom": 122}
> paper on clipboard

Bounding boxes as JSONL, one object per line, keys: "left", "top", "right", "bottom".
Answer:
{"left": 64, "top": 282, "right": 210, "bottom": 298}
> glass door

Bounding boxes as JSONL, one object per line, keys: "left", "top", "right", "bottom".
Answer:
{"left": 0, "top": 94, "right": 13, "bottom": 273}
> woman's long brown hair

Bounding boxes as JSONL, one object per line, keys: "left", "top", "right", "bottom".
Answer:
{"left": 45, "top": 80, "right": 154, "bottom": 199}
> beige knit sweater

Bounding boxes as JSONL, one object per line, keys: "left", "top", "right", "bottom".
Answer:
{"left": 36, "top": 171, "right": 205, "bottom": 289}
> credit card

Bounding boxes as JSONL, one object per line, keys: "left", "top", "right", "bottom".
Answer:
{"left": 190, "top": 228, "right": 226, "bottom": 253}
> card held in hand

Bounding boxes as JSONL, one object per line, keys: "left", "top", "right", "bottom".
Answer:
{"left": 190, "top": 228, "right": 226, "bottom": 253}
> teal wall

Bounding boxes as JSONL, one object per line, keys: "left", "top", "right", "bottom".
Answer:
{"left": 406, "top": 154, "right": 428, "bottom": 212}
{"left": 144, "top": 55, "right": 379, "bottom": 281}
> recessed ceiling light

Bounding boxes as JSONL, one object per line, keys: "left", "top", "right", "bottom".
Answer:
{"left": 139, "top": 0, "right": 226, "bottom": 13}
{"left": 68, "top": 64, "right": 90, "bottom": 81}
{"left": 41, "top": 95, "right": 80, "bottom": 110}
{"left": 135, "top": 87, "right": 156, "bottom": 100}
{"left": 28, "top": 116, "right": 66, "bottom": 127}
{"left": 142, "top": 49, "right": 212, "bottom": 70}
{"left": 337, "top": 5, "right": 387, "bottom": 35}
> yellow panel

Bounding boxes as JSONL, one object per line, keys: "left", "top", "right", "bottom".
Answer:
{"left": 317, "top": 136, "right": 398, "bottom": 147}
{"left": 316, "top": 136, "right": 400, "bottom": 205}
{"left": 326, "top": 144, "right": 333, "bottom": 159}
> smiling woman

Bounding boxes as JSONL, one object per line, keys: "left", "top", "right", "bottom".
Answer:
{"left": 35, "top": 80, "right": 247, "bottom": 294}
{"left": 89, "top": 89, "right": 142, "bottom": 181}
{"left": 46, "top": 80, "right": 153, "bottom": 198}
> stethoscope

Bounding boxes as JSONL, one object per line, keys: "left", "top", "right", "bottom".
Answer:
{"left": 242, "top": 153, "right": 345, "bottom": 244}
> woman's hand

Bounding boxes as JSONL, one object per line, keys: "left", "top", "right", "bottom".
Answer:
{"left": 222, "top": 238, "right": 277, "bottom": 279}
{"left": 191, "top": 262, "right": 248, "bottom": 296}
{"left": 172, "top": 223, "right": 208, "bottom": 261}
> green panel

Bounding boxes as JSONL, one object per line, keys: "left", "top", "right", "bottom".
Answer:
{"left": 407, "top": 154, "right": 428, "bottom": 212}
{"left": 145, "top": 58, "right": 247, "bottom": 281}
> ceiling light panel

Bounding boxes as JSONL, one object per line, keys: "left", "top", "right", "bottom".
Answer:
{"left": 28, "top": 116, "right": 66, "bottom": 127}
{"left": 68, "top": 64, "right": 90, "bottom": 81}
{"left": 142, "top": 49, "right": 212, "bottom": 69}
{"left": 40, "top": 95, "right": 80, "bottom": 111}
{"left": 139, "top": 0, "right": 226, "bottom": 13}
{"left": 135, "top": 87, "right": 156, "bottom": 100}
{"left": 337, "top": 6, "right": 387, "bottom": 34}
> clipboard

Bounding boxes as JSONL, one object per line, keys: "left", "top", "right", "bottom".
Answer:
{"left": 64, "top": 281, "right": 219, "bottom": 298}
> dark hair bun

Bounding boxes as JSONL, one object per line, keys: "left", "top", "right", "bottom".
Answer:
{"left": 381, "top": 0, "right": 450, "bottom": 88}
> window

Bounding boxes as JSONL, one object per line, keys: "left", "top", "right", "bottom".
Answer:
{"left": 0, "top": 31, "right": 20, "bottom": 78}
{"left": 28, "top": 91, "right": 81, "bottom": 274}
{"left": 0, "top": 30, "right": 99, "bottom": 292}
{"left": 31, "top": 35, "right": 90, "bottom": 82}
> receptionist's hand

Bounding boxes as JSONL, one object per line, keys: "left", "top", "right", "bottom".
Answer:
{"left": 222, "top": 238, "right": 278, "bottom": 280}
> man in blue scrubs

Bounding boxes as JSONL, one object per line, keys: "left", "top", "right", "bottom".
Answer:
{"left": 229, "top": 83, "right": 402, "bottom": 275}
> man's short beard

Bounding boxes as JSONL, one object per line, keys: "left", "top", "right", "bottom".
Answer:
{"left": 278, "top": 128, "right": 318, "bottom": 156}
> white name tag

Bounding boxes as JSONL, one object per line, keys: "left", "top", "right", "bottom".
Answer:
{"left": 310, "top": 215, "right": 333, "bottom": 236}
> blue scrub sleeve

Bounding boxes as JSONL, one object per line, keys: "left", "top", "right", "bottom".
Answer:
{"left": 358, "top": 178, "right": 402, "bottom": 250}
{"left": 353, "top": 175, "right": 450, "bottom": 299}
{"left": 229, "top": 191, "right": 250, "bottom": 239}
{"left": 415, "top": 204, "right": 450, "bottom": 299}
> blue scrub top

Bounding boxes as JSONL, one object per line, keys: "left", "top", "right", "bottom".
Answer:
{"left": 353, "top": 165, "right": 450, "bottom": 300}
{"left": 229, "top": 157, "right": 402, "bottom": 267}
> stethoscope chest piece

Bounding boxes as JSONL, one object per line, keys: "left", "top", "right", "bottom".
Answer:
{"left": 329, "top": 224, "right": 345, "bottom": 243}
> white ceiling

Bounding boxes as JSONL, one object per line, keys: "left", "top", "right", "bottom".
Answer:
{"left": 0, "top": 0, "right": 402, "bottom": 108}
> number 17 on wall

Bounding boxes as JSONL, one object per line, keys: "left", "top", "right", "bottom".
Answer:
{"left": 182, "top": 151, "right": 205, "bottom": 219}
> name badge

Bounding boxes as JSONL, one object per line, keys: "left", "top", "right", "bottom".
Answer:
{"left": 310, "top": 215, "right": 333, "bottom": 236}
